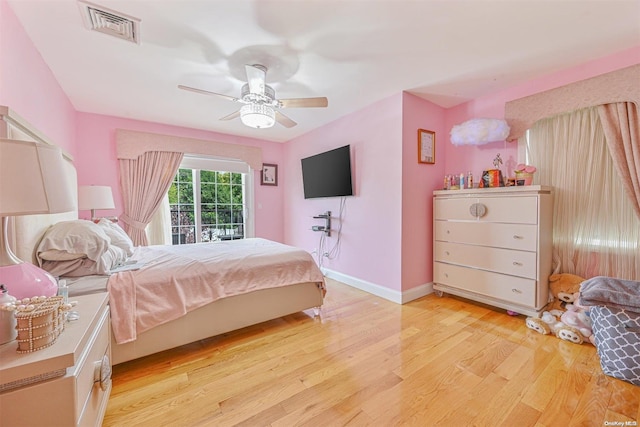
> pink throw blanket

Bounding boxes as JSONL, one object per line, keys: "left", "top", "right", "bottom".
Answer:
{"left": 107, "top": 238, "right": 325, "bottom": 344}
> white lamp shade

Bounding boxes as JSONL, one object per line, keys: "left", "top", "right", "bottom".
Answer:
{"left": 78, "top": 185, "right": 115, "bottom": 211}
{"left": 0, "top": 139, "right": 75, "bottom": 215}
{"left": 0, "top": 139, "right": 73, "bottom": 299}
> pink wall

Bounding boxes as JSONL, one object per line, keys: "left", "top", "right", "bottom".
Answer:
{"left": 444, "top": 45, "right": 640, "bottom": 178}
{"left": 284, "top": 94, "right": 404, "bottom": 290}
{"left": 282, "top": 47, "right": 640, "bottom": 296}
{"left": 76, "top": 112, "right": 286, "bottom": 242}
{"left": 401, "top": 93, "right": 446, "bottom": 290}
{"left": 282, "top": 93, "right": 448, "bottom": 294}
{"left": 5, "top": 0, "right": 639, "bottom": 297}
{"left": 0, "top": 0, "right": 77, "bottom": 156}
{"left": 1, "top": 0, "right": 286, "bottom": 242}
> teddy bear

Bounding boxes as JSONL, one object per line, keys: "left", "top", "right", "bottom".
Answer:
{"left": 547, "top": 273, "right": 586, "bottom": 312}
{"left": 525, "top": 273, "right": 594, "bottom": 345}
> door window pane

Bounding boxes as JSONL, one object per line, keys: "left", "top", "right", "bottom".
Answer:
{"left": 169, "top": 168, "right": 245, "bottom": 244}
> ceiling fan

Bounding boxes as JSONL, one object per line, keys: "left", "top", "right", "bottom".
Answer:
{"left": 178, "top": 64, "right": 328, "bottom": 129}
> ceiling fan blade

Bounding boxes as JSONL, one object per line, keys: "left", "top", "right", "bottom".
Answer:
{"left": 245, "top": 64, "right": 266, "bottom": 95}
{"left": 178, "top": 85, "right": 239, "bottom": 102}
{"left": 219, "top": 110, "right": 241, "bottom": 121}
{"left": 275, "top": 111, "right": 297, "bottom": 128}
{"left": 278, "top": 97, "right": 328, "bottom": 108}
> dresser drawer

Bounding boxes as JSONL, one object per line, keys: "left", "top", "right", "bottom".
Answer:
{"left": 434, "top": 196, "right": 538, "bottom": 224}
{"left": 434, "top": 220, "right": 537, "bottom": 251}
{"left": 434, "top": 262, "right": 537, "bottom": 307}
{"left": 76, "top": 306, "right": 111, "bottom": 426}
{"left": 434, "top": 241, "right": 537, "bottom": 279}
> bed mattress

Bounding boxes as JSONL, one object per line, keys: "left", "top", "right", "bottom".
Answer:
{"left": 65, "top": 275, "right": 109, "bottom": 297}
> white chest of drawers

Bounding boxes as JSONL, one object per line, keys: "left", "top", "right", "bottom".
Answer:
{"left": 0, "top": 292, "right": 111, "bottom": 426}
{"left": 433, "top": 185, "right": 553, "bottom": 316}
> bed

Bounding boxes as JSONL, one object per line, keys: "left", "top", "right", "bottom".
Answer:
{"left": 3, "top": 106, "right": 325, "bottom": 365}
{"left": 29, "top": 219, "right": 326, "bottom": 365}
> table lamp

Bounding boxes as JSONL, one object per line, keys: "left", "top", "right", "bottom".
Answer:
{"left": 0, "top": 139, "right": 75, "bottom": 299}
{"left": 78, "top": 185, "right": 115, "bottom": 220}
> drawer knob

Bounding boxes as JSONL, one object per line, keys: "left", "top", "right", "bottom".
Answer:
{"left": 512, "top": 261, "right": 523, "bottom": 266}
{"left": 512, "top": 288, "right": 522, "bottom": 294}
{"left": 469, "top": 203, "right": 487, "bottom": 218}
{"left": 513, "top": 235, "right": 523, "bottom": 239}
{"left": 445, "top": 251, "right": 450, "bottom": 256}
{"left": 94, "top": 354, "right": 112, "bottom": 392}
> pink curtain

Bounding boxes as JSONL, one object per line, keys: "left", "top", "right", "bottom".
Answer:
{"left": 598, "top": 102, "right": 640, "bottom": 219}
{"left": 119, "top": 151, "right": 184, "bottom": 246}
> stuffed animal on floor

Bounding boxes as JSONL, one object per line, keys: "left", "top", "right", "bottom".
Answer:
{"left": 559, "top": 295, "right": 595, "bottom": 345}
{"left": 547, "top": 273, "right": 587, "bottom": 311}
{"left": 525, "top": 273, "right": 594, "bottom": 344}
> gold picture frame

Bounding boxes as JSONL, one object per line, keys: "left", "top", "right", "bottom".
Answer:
{"left": 418, "top": 129, "right": 435, "bottom": 164}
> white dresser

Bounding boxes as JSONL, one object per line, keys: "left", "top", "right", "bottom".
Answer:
{"left": 0, "top": 292, "right": 111, "bottom": 426}
{"left": 433, "top": 185, "right": 553, "bottom": 317}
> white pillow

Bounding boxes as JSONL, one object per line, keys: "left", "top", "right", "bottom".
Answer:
{"left": 97, "top": 219, "right": 134, "bottom": 256}
{"left": 38, "top": 249, "right": 85, "bottom": 261}
{"left": 37, "top": 220, "right": 111, "bottom": 266}
{"left": 100, "top": 244, "right": 128, "bottom": 274}
{"left": 36, "top": 220, "right": 130, "bottom": 276}
{"left": 40, "top": 245, "right": 127, "bottom": 277}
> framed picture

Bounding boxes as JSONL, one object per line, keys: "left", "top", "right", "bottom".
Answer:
{"left": 261, "top": 163, "right": 278, "bottom": 186}
{"left": 418, "top": 129, "right": 435, "bottom": 164}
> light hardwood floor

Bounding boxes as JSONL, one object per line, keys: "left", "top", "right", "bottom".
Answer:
{"left": 104, "top": 278, "right": 640, "bottom": 426}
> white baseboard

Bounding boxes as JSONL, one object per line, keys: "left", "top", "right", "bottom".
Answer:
{"left": 402, "top": 282, "right": 434, "bottom": 303}
{"left": 321, "top": 268, "right": 433, "bottom": 304}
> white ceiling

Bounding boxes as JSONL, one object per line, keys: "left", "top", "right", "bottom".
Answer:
{"left": 8, "top": 0, "right": 640, "bottom": 143}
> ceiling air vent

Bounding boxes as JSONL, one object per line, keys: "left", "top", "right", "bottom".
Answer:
{"left": 78, "top": 1, "right": 141, "bottom": 44}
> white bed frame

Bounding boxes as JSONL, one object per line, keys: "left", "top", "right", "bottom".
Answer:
{"left": 112, "top": 282, "right": 322, "bottom": 364}
{"left": 3, "top": 106, "right": 324, "bottom": 365}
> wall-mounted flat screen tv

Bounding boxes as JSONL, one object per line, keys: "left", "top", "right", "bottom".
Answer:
{"left": 301, "top": 145, "right": 353, "bottom": 199}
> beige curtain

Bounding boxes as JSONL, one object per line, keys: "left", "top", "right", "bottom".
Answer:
{"left": 527, "top": 107, "right": 639, "bottom": 280}
{"left": 597, "top": 102, "right": 640, "bottom": 219}
{"left": 145, "top": 194, "right": 172, "bottom": 245}
{"left": 119, "top": 151, "right": 184, "bottom": 246}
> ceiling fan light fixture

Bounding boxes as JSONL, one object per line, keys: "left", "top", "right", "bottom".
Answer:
{"left": 240, "top": 104, "right": 275, "bottom": 129}
{"left": 178, "top": 63, "right": 327, "bottom": 129}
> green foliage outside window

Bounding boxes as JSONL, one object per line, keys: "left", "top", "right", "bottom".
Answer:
{"left": 169, "top": 168, "right": 245, "bottom": 244}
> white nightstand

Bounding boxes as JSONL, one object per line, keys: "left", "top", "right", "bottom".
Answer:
{"left": 0, "top": 292, "right": 111, "bottom": 426}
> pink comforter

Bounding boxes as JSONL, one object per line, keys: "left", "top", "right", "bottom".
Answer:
{"left": 107, "top": 238, "right": 325, "bottom": 344}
